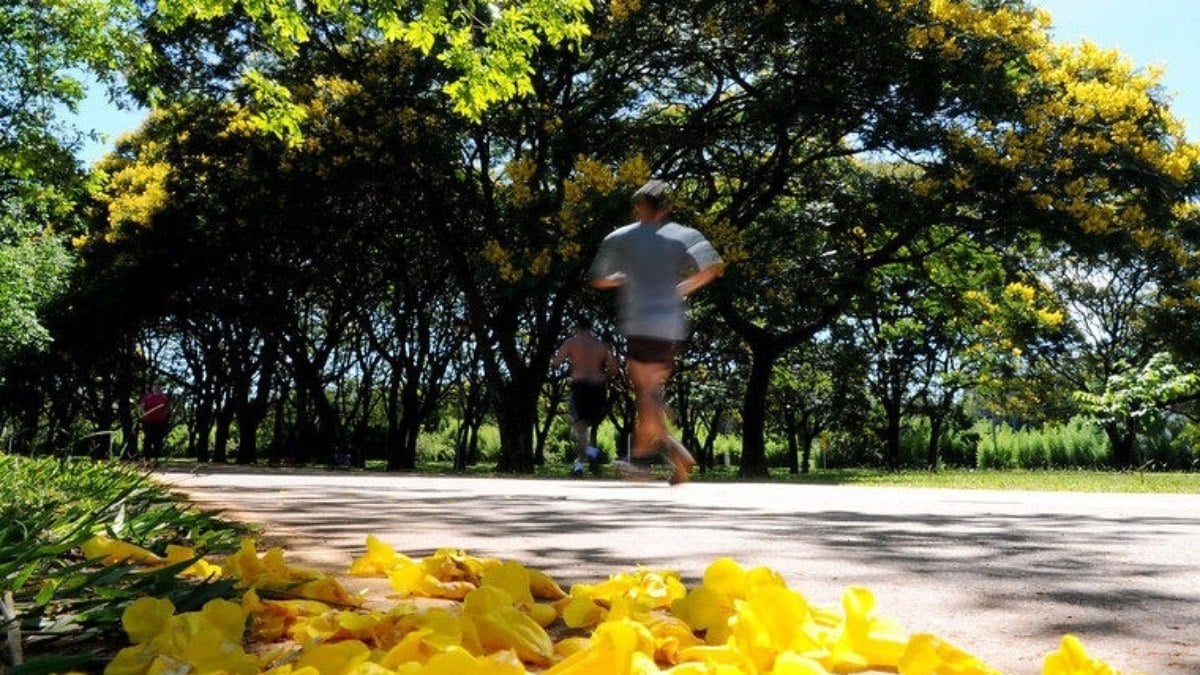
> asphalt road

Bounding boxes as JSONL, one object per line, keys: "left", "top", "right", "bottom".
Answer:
{"left": 158, "top": 467, "right": 1200, "bottom": 674}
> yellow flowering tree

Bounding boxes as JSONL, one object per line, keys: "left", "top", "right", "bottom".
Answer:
{"left": 603, "top": 0, "right": 1200, "bottom": 475}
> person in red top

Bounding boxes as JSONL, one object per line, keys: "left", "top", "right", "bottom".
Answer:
{"left": 139, "top": 384, "right": 171, "bottom": 460}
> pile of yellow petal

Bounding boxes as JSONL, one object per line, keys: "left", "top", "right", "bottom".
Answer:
{"left": 84, "top": 534, "right": 1129, "bottom": 674}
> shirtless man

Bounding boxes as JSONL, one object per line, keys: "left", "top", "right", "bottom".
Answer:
{"left": 552, "top": 317, "right": 619, "bottom": 477}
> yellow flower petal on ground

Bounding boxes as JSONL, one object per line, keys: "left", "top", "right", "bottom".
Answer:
{"left": 199, "top": 597, "right": 247, "bottom": 643}
{"left": 528, "top": 602, "right": 558, "bottom": 627}
{"left": 590, "top": 569, "right": 688, "bottom": 611}
{"left": 661, "top": 662, "right": 746, "bottom": 675}
{"left": 473, "top": 610, "right": 554, "bottom": 666}
{"left": 424, "top": 548, "right": 489, "bottom": 586}
{"left": 563, "top": 597, "right": 605, "bottom": 629}
{"left": 83, "top": 534, "right": 165, "bottom": 566}
{"left": 528, "top": 567, "right": 568, "bottom": 601}
{"left": 294, "top": 575, "right": 363, "bottom": 606}
{"left": 295, "top": 639, "right": 372, "bottom": 675}
{"left": 703, "top": 558, "right": 747, "bottom": 598}
{"left": 164, "top": 544, "right": 224, "bottom": 579}
{"left": 899, "top": 633, "right": 1003, "bottom": 675}
{"left": 351, "top": 663, "right": 398, "bottom": 675}
{"left": 631, "top": 650, "right": 665, "bottom": 675}
{"left": 834, "top": 585, "right": 909, "bottom": 670}
{"left": 554, "top": 637, "right": 593, "bottom": 659}
{"left": 381, "top": 628, "right": 440, "bottom": 667}
{"left": 563, "top": 585, "right": 606, "bottom": 629}
{"left": 224, "top": 538, "right": 318, "bottom": 589}
{"left": 770, "top": 651, "right": 832, "bottom": 675}
{"left": 263, "top": 546, "right": 320, "bottom": 582}
{"left": 464, "top": 586, "right": 554, "bottom": 666}
{"left": 349, "top": 534, "right": 406, "bottom": 576}
{"left": 1043, "top": 635, "right": 1120, "bottom": 675}
{"left": 290, "top": 614, "right": 343, "bottom": 646}
{"left": 125, "top": 599, "right": 255, "bottom": 675}
{"left": 422, "top": 646, "right": 526, "bottom": 675}
{"left": 645, "top": 614, "right": 704, "bottom": 664}
{"left": 121, "top": 597, "right": 175, "bottom": 644}
{"left": 809, "top": 604, "right": 843, "bottom": 629}
{"left": 675, "top": 644, "right": 753, "bottom": 670}
{"left": 398, "top": 607, "right": 466, "bottom": 652}
{"left": 482, "top": 561, "right": 535, "bottom": 606}
{"left": 745, "top": 566, "right": 787, "bottom": 593}
{"left": 672, "top": 585, "right": 734, "bottom": 643}
{"left": 388, "top": 558, "right": 427, "bottom": 596}
{"left": 729, "top": 586, "right": 820, "bottom": 672}
{"left": 103, "top": 645, "right": 157, "bottom": 675}
{"left": 419, "top": 575, "right": 477, "bottom": 600}
{"left": 464, "top": 586, "right": 515, "bottom": 615}
{"left": 174, "top": 613, "right": 244, "bottom": 657}
{"left": 329, "top": 608, "right": 399, "bottom": 644}
{"left": 544, "top": 618, "right": 653, "bottom": 675}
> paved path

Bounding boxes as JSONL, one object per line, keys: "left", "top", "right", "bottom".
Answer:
{"left": 158, "top": 467, "right": 1200, "bottom": 674}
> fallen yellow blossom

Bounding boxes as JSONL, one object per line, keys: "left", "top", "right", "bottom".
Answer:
{"left": 82, "top": 534, "right": 165, "bottom": 566}
{"left": 97, "top": 537, "right": 1135, "bottom": 675}
{"left": 104, "top": 597, "right": 258, "bottom": 675}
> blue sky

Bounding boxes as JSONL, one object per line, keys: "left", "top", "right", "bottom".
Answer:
{"left": 71, "top": 1, "right": 1200, "bottom": 164}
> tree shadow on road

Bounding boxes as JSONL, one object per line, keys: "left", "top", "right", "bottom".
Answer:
{"left": 167, "top": 472, "right": 1200, "bottom": 672}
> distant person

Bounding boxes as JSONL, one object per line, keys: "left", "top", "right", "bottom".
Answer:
{"left": 590, "top": 179, "right": 723, "bottom": 485}
{"left": 552, "top": 317, "right": 619, "bottom": 477}
{"left": 139, "top": 385, "right": 171, "bottom": 461}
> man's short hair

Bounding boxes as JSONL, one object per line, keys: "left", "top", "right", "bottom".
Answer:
{"left": 632, "top": 179, "right": 671, "bottom": 211}
{"left": 575, "top": 316, "right": 594, "bottom": 330}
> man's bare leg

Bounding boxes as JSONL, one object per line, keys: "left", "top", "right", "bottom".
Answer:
{"left": 626, "top": 359, "right": 694, "bottom": 484}
{"left": 571, "top": 419, "right": 591, "bottom": 477}
{"left": 629, "top": 360, "right": 669, "bottom": 457}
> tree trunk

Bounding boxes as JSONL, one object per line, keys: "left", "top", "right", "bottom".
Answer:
{"left": 927, "top": 411, "right": 944, "bottom": 470}
{"left": 739, "top": 341, "right": 783, "bottom": 477}
{"left": 494, "top": 378, "right": 538, "bottom": 473}
{"left": 800, "top": 429, "right": 816, "bottom": 474}
{"left": 192, "top": 392, "right": 214, "bottom": 463}
{"left": 388, "top": 378, "right": 421, "bottom": 470}
{"left": 268, "top": 382, "right": 289, "bottom": 465}
{"left": 1105, "top": 424, "right": 1138, "bottom": 469}
{"left": 784, "top": 408, "right": 800, "bottom": 475}
{"left": 453, "top": 373, "right": 485, "bottom": 470}
{"left": 883, "top": 401, "right": 902, "bottom": 470}
{"left": 235, "top": 405, "right": 264, "bottom": 465}
{"left": 212, "top": 401, "right": 233, "bottom": 464}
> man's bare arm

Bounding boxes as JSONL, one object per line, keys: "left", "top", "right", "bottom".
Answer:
{"left": 591, "top": 274, "right": 625, "bottom": 290}
{"left": 551, "top": 340, "right": 572, "bottom": 368}
{"left": 677, "top": 263, "right": 724, "bottom": 298}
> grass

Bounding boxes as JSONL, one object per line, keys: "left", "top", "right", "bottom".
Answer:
{"left": 345, "top": 458, "right": 1200, "bottom": 493}
{"left": 761, "top": 467, "right": 1200, "bottom": 493}
{"left": 0, "top": 454, "right": 248, "bottom": 674}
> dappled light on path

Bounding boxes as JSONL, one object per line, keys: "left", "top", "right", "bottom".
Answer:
{"left": 161, "top": 468, "right": 1200, "bottom": 673}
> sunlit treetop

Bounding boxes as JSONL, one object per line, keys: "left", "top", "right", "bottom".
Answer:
{"left": 890, "top": 0, "right": 1200, "bottom": 254}
{"left": 155, "top": 0, "right": 594, "bottom": 134}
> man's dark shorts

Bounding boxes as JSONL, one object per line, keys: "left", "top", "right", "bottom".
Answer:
{"left": 627, "top": 336, "right": 679, "bottom": 365}
{"left": 570, "top": 381, "right": 609, "bottom": 425}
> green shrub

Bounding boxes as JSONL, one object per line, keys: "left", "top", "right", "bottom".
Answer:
{"left": 971, "top": 418, "right": 1109, "bottom": 469}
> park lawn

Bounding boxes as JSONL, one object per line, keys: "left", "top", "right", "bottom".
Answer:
{"left": 763, "top": 467, "right": 1200, "bottom": 493}
{"left": 395, "top": 459, "right": 1200, "bottom": 493}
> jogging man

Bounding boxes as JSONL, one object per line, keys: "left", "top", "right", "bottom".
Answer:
{"left": 590, "top": 179, "right": 723, "bottom": 485}
{"left": 552, "top": 317, "right": 619, "bottom": 477}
